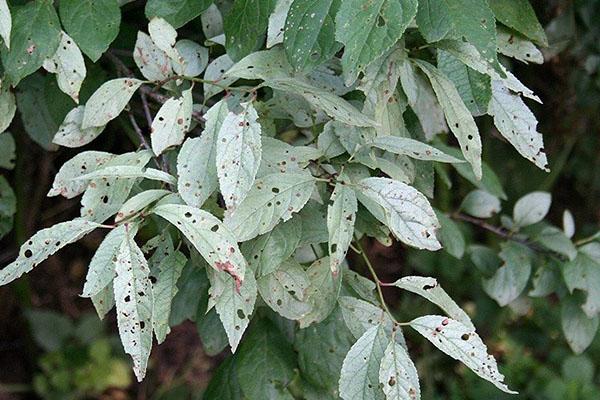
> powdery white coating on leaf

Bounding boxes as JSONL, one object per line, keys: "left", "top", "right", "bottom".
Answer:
{"left": 298, "top": 257, "right": 341, "bottom": 328}
{"left": 0, "top": 0, "right": 10, "bottom": 49}
{"left": 410, "top": 315, "right": 517, "bottom": 394}
{"left": 258, "top": 137, "right": 322, "bottom": 176}
{"left": 203, "top": 54, "right": 236, "bottom": 100}
{"left": 460, "top": 189, "right": 501, "bottom": 218}
{"left": 177, "top": 100, "right": 227, "bottom": 208}
{"left": 488, "top": 81, "right": 549, "bottom": 172}
{"left": 378, "top": 341, "right": 421, "bottom": 400}
{"left": 327, "top": 181, "right": 357, "bottom": 274}
{"left": 152, "top": 250, "right": 186, "bottom": 343}
{"left": 81, "top": 224, "right": 128, "bottom": 298}
{"left": 207, "top": 266, "right": 257, "bottom": 352}
{"left": 357, "top": 177, "right": 441, "bottom": 250}
{"left": 267, "top": 0, "right": 293, "bottom": 48}
{"left": 172, "top": 39, "right": 208, "bottom": 77}
{"left": 150, "top": 88, "right": 193, "bottom": 156}
{"left": 224, "top": 171, "right": 316, "bottom": 242}
{"left": 43, "top": 31, "right": 86, "bottom": 103}
{"left": 414, "top": 60, "right": 482, "bottom": 180}
{"left": 148, "top": 17, "right": 178, "bottom": 60}
{"left": 369, "top": 136, "right": 464, "bottom": 163}
{"left": 48, "top": 151, "right": 115, "bottom": 198}
{"left": 53, "top": 106, "right": 105, "bottom": 148}
{"left": 338, "top": 324, "right": 388, "bottom": 400}
{"left": 335, "top": 0, "right": 418, "bottom": 85}
{"left": 0, "top": 218, "right": 100, "bottom": 286}
{"left": 153, "top": 204, "right": 247, "bottom": 284}
{"left": 563, "top": 243, "right": 600, "bottom": 318}
{"left": 115, "top": 189, "right": 171, "bottom": 223}
{"left": 133, "top": 31, "right": 173, "bottom": 82}
{"left": 113, "top": 226, "right": 153, "bottom": 382}
{"left": 393, "top": 276, "right": 475, "bottom": 330}
{"left": 216, "top": 102, "right": 262, "bottom": 210}
{"left": 512, "top": 191, "right": 551, "bottom": 227}
{"left": 257, "top": 259, "right": 312, "bottom": 320}
{"left": 82, "top": 78, "right": 143, "bottom": 129}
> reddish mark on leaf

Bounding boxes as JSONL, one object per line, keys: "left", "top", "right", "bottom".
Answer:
{"left": 26, "top": 44, "right": 36, "bottom": 54}
{"left": 215, "top": 260, "right": 243, "bottom": 293}
{"left": 442, "top": 318, "right": 449, "bottom": 326}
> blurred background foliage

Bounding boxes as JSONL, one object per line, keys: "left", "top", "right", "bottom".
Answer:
{"left": 1, "top": 0, "right": 600, "bottom": 399}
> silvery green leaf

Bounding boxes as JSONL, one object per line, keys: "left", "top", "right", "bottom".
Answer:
{"left": 0, "top": 218, "right": 100, "bottom": 286}
{"left": 82, "top": 224, "right": 128, "bottom": 298}
{"left": 150, "top": 88, "right": 193, "bottom": 155}
{"left": 299, "top": 257, "right": 342, "bottom": 328}
{"left": 497, "top": 27, "right": 543, "bottom": 64}
{"left": 48, "top": 151, "right": 115, "bottom": 198}
{"left": 82, "top": 78, "right": 143, "bottom": 129}
{"left": 177, "top": 101, "right": 226, "bottom": 208}
{"left": 338, "top": 324, "right": 387, "bottom": 400}
{"left": 399, "top": 59, "right": 447, "bottom": 140}
{"left": 113, "top": 225, "right": 153, "bottom": 381}
{"left": 207, "top": 266, "right": 257, "bottom": 352}
{"left": 91, "top": 283, "right": 115, "bottom": 319}
{"left": 258, "top": 137, "right": 322, "bottom": 176}
{"left": 0, "top": 83, "right": 16, "bottom": 133}
{"left": 414, "top": 60, "right": 482, "bottom": 179}
{"left": 410, "top": 315, "right": 517, "bottom": 394}
{"left": 115, "top": 189, "right": 171, "bottom": 223}
{"left": 0, "top": 0, "right": 10, "bottom": 49}
{"left": 172, "top": 39, "right": 208, "bottom": 76}
{"left": 483, "top": 242, "right": 532, "bottom": 306}
{"left": 434, "top": 211, "right": 465, "bottom": 259}
{"left": 563, "top": 210, "right": 575, "bottom": 238}
{"left": 513, "top": 191, "right": 551, "bottom": 227}
{"left": 267, "top": 0, "right": 293, "bottom": 48}
{"left": 357, "top": 177, "right": 441, "bottom": 250}
{"left": 203, "top": 54, "right": 236, "bottom": 100}
{"left": 563, "top": 243, "right": 600, "bottom": 318}
{"left": 216, "top": 101, "right": 262, "bottom": 210}
{"left": 76, "top": 166, "right": 176, "bottom": 185}
{"left": 53, "top": 106, "right": 105, "bottom": 148}
{"left": 460, "top": 189, "right": 501, "bottom": 218}
{"left": 225, "top": 171, "right": 315, "bottom": 241}
{"left": 561, "top": 297, "right": 599, "bottom": 354}
{"left": 148, "top": 17, "right": 179, "bottom": 60}
{"left": 369, "top": 136, "right": 464, "bottom": 163}
{"left": 324, "top": 120, "right": 373, "bottom": 155}
{"left": 529, "top": 258, "right": 560, "bottom": 297}
{"left": 327, "top": 180, "right": 357, "bottom": 274}
{"left": 343, "top": 270, "right": 379, "bottom": 305}
{"left": 532, "top": 226, "right": 577, "bottom": 261}
{"left": 257, "top": 259, "right": 312, "bottom": 320}
{"left": 152, "top": 250, "right": 186, "bottom": 343}
{"left": 0, "top": 131, "right": 15, "bottom": 170}
{"left": 242, "top": 217, "right": 302, "bottom": 277}
{"left": 379, "top": 341, "right": 420, "bottom": 400}
{"left": 488, "top": 80, "right": 548, "bottom": 171}
{"left": 201, "top": 4, "right": 223, "bottom": 40}
{"left": 153, "top": 204, "right": 247, "bottom": 284}
{"left": 318, "top": 122, "right": 346, "bottom": 159}
{"left": 226, "top": 47, "right": 293, "bottom": 81}
{"left": 133, "top": 31, "right": 172, "bottom": 82}
{"left": 358, "top": 45, "right": 403, "bottom": 100}
{"left": 335, "top": 0, "right": 417, "bottom": 85}
{"left": 43, "top": 31, "right": 86, "bottom": 103}
{"left": 393, "top": 276, "right": 474, "bottom": 330}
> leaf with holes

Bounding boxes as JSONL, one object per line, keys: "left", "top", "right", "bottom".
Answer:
{"left": 489, "top": 0, "right": 547, "bottom": 46}
{"left": 148, "top": 17, "right": 179, "bottom": 60}
{"left": 82, "top": 78, "right": 143, "bottom": 129}
{"left": 115, "top": 189, "right": 171, "bottom": 223}
{"left": 496, "top": 27, "right": 543, "bottom": 65}
{"left": 43, "top": 31, "right": 86, "bottom": 103}
{"left": 379, "top": 340, "right": 420, "bottom": 400}
{"left": 53, "top": 106, "right": 105, "bottom": 148}
{"left": 150, "top": 88, "right": 193, "bottom": 155}
{"left": 369, "top": 136, "right": 464, "bottom": 163}
{"left": 327, "top": 180, "right": 357, "bottom": 274}
{"left": 48, "top": 151, "right": 116, "bottom": 198}
{"left": 203, "top": 54, "right": 236, "bottom": 100}
{"left": 410, "top": 315, "right": 516, "bottom": 394}
{"left": 299, "top": 257, "right": 342, "bottom": 328}
{"left": 267, "top": 0, "right": 293, "bottom": 48}
{"left": 133, "top": 31, "right": 172, "bottom": 82}
{"left": 225, "top": 171, "right": 316, "bottom": 242}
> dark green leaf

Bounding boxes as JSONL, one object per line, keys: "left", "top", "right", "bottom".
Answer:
{"left": 146, "top": 0, "right": 213, "bottom": 29}
{"left": 223, "top": 0, "right": 277, "bottom": 61}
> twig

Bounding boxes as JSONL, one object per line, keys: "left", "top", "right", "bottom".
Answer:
{"left": 139, "top": 90, "right": 154, "bottom": 127}
{"left": 127, "top": 110, "right": 150, "bottom": 150}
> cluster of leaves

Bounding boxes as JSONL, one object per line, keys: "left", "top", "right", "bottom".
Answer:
{"left": 0, "top": 0, "right": 597, "bottom": 398}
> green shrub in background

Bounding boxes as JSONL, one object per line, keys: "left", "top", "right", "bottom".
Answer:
{"left": 0, "top": 0, "right": 598, "bottom": 399}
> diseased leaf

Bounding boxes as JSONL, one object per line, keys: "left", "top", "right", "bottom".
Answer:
{"left": 562, "top": 296, "right": 599, "bottom": 354}
{"left": 327, "top": 180, "right": 357, "bottom": 274}
{"left": 299, "top": 257, "right": 342, "bottom": 328}
{"left": 0, "top": 218, "right": 100, "bottom": 286}
{"left": 0, "top": 132, "right": 15, "bottom": 170}
{"left": 115, "top": 189, "right": 171, "bottom": 223}
{"left": 146, "top": 0, "right": 212, "bottom": 29}
{"left": 563, "top": 243, "right": 600, "bottom": 318}
{"left": 335, "top": 0, "right": 418, "bottom": 85}
{"left": 488, "top": 0, "right": 548, "bottom": 46}
{"left": 203, "top": 54, "right": 236, "bottom": 100}
{"left": 488, "top": 80, "right": 549, "bottom": 172}
{"left": 59, "top": 0, "right": 121, "bottom": 61}
{"left": 1, "top": 1, "right": 61, "bottom": 85}
{"left": 338, "top": 324, "right": 387, "bottom": 400}
{"left": 216, "top": 102, "right": 262, "bottom": 210}
{"left": 91, "top": 283, "right": 115, "bottom": 319}
{"left": 82, "top": 78, "right": 143, "bottom": 129}
{"left": 512, "top": 191, "right": 551, "bottom": 227}
{"left": 460, "top": 189, "right": 501, "bottom": 218}
{"left": 113, "top": 225, "right": 153, "bottom": 381}
{"left": 225, "top": 171, "right": 316, "bottom": 242}
{"left": 267, "top": 0, "right": 293, "bottom": 48}
{"left": 410, "top": 315, "right": 516, "bottom": 394}
{"left": 53, "top": 106, "right": 105, "bottom": 148}
{"left": 258, "top": 136, "right": 322, "bottom": 176}
{"left": 150, "top": 88, "right": 193, "bottom": 155}
{"left": 496, "top": 27, "right": 543, "bottom": 64}
{"left": 48, "top": 151, "right": 115, "bottom": 198}
{"left": 133, "top": 31, "right": 173, "bottom": 82}
{"left": 223, "top": 0, "right": 277, "bottom": 61}
{"left": 0, "top": 0, "right": 10, "bottom": 49}
{"left": 357, "top": 177, "right": 441, "bottom": 250}
{"left": 483, "top": 241, "right": 532, "bottom": 306}
{"left": 201, "top": 4, "right": 224, "bottom": 40}
{"left": 76, "top": 165, "right": 176, "bottom": 185}
{"left": 284, "top": 0, "right": 341, "bottom": 71}
{"left": 379, "top": 341, "right": 421, "bottom": 400}
{"left": 148, "top": 17, "right": 179, "bottom": 60}
{"left": 369, "top": 136, "right": 464, "bottom": 163}
{"left": 152, "top": 250, "right": 186, "bottom": 343}
{"left": 43, "top": 31, "right": 86, "bottom": 103}
{"left": 173, "top": 39, "right": 208, "bottom": 77}
{"left": 153, "top": 204, "right": 247, "bottom": 285}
